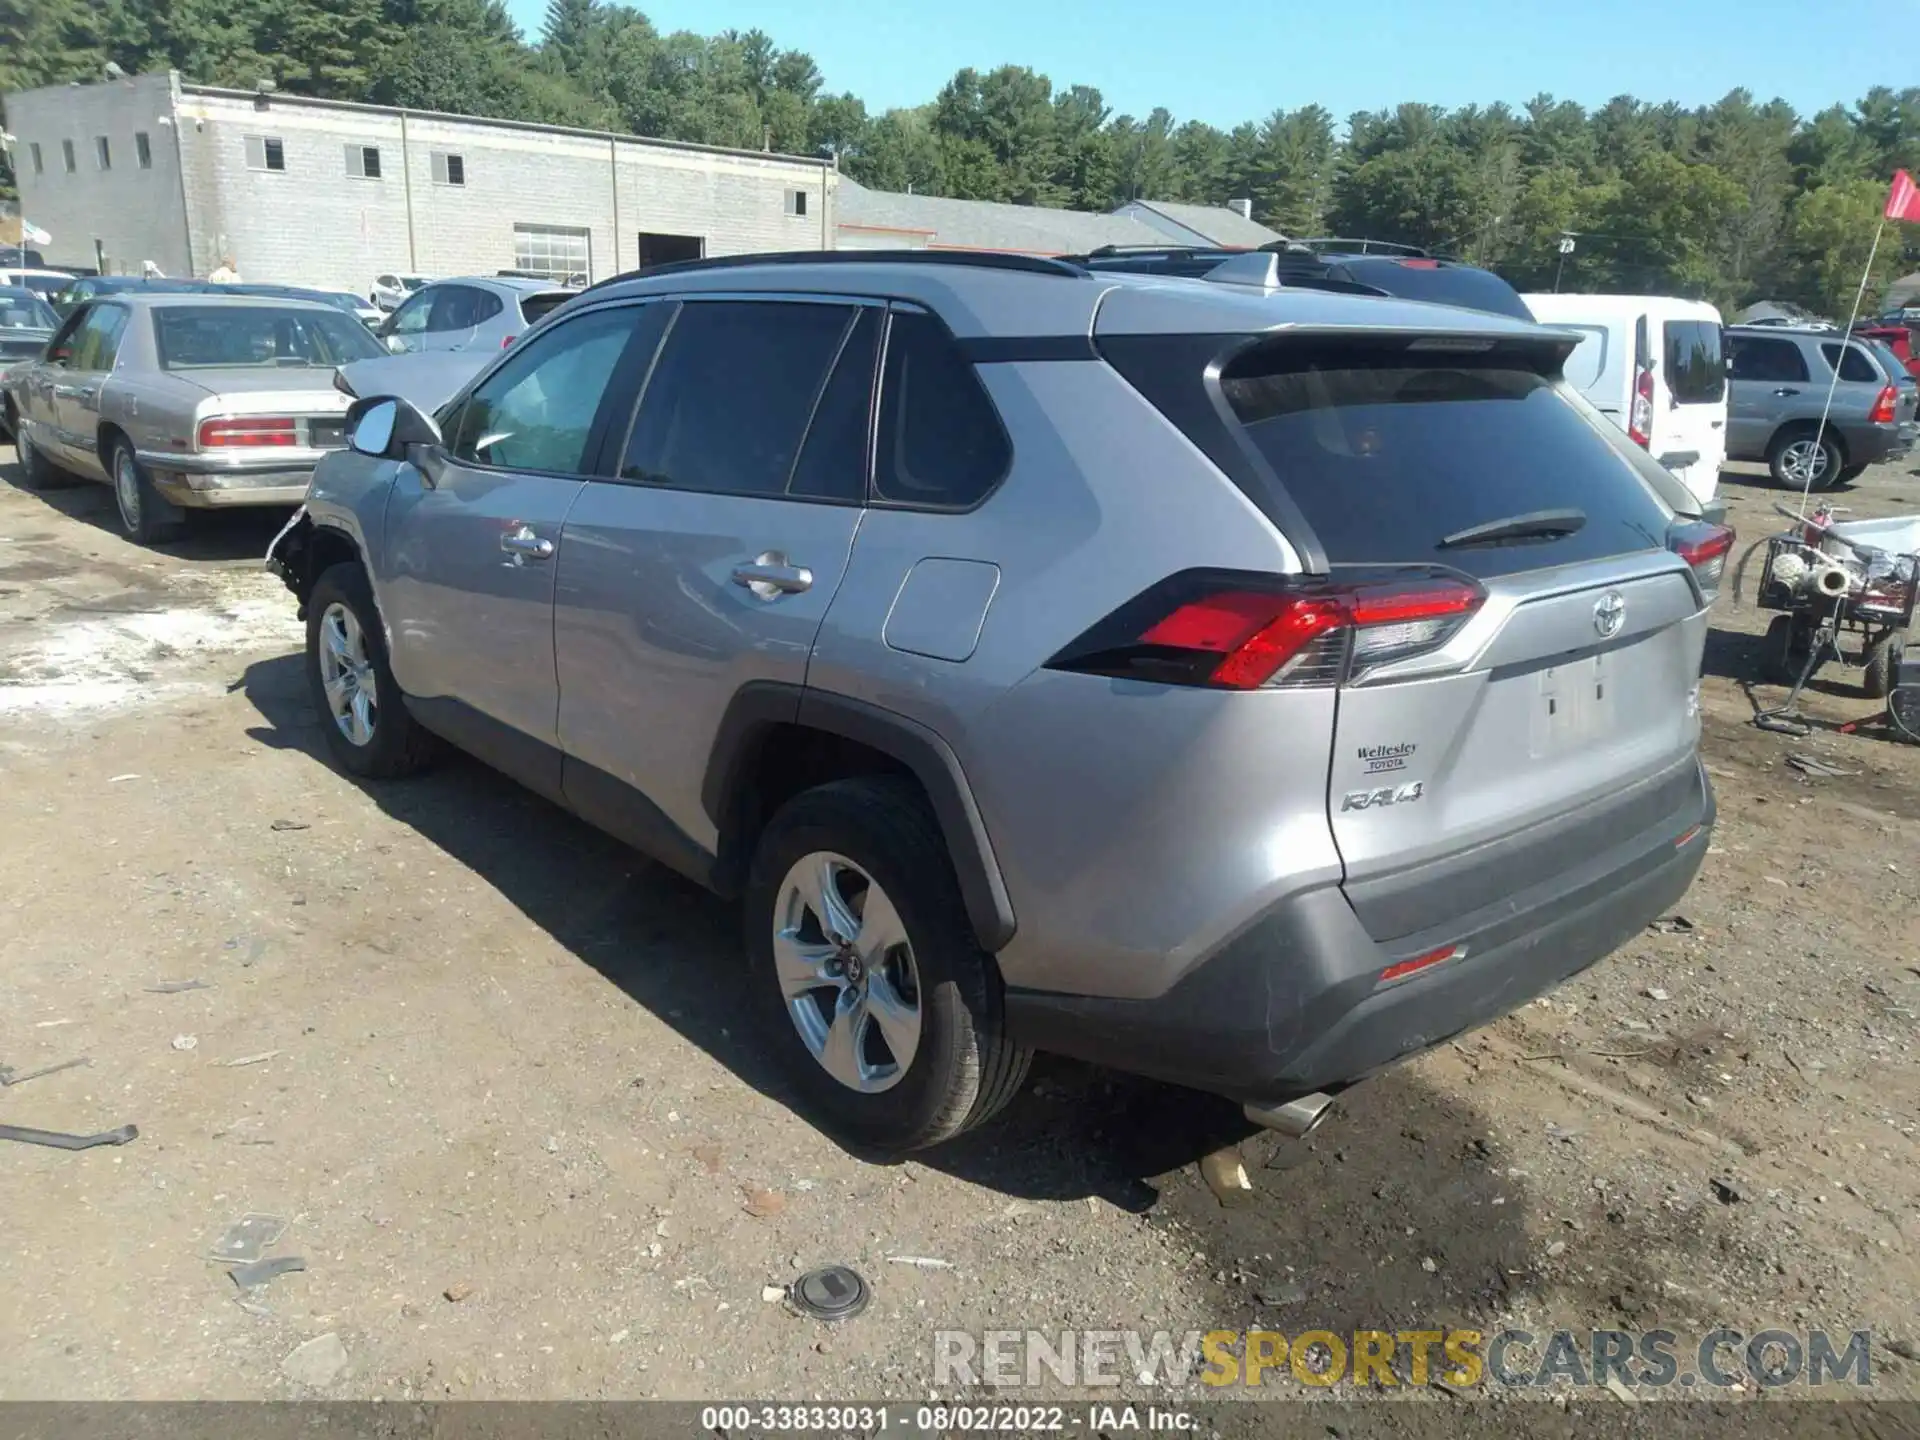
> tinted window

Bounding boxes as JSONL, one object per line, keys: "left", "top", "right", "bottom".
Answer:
{"left": 790, "top": 308, "right": 881, "bottom": 502}
{"left": 1728, "top": 335, "right": 1809, "bottom": 383}
{"left": 1222, "top": 342, "right": 1672, "bottom": 579}
{"left": 874, "top": 308, "right": 1011, "bottom": 508}
{"left": 450, "top": 303, "right": 655, "bottom": 474}
{"left": 620, "top": 300, "right": 860, "bottom": 497}
{"left": 1820, "top": 342, "right": 1880, "bottom": 383}
{"left": 1863, "top": 339, "right": 1914, "bottom": 385}
{"left": 519, "top": 293, "right": 575, "bottom": 326}
{"left": 154, "top": 306, "right": 384, "bottom": 369}
{"left": 1663, "top": 320, "right": 1725, "bottom": 404}
{"left": 429, "top": 286, "right": 498, "bottom": 332}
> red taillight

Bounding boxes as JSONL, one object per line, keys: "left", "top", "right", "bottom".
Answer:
{"left": 1869, "top": 384, "right": 1897, "bottom": 424}
{"left": 1670, "top": 520, "right": 1735, "bottom": 598}
{"left": 1628, "top": 367, "right": 1654, "bottom": 448}
{"left": 197, "top": 416, "right": 297, "bottom": 448}
{"left": 1048, "top": 572, "right": 1485, "bottom": 690}
{"left": 502, "top": 334, "right": 518, "bottom": 348}
{"left": 1379, "top": 944, "right": 1463, "bottom": 985}
{"left": 1394, "top": 258, "right": 1441, "bottom": 269}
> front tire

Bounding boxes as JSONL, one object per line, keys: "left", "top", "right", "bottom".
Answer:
{"left": 18, "top": 425, "right": 82, "bottom": 491}
{"left": 304, "top": 562, "right": 437, "bottom": 779}
{"left": 1768, "top": 428, "right": 1845, "bottom": 492}
{"left": 744, "top": 777, "right": 1030, "bottom": 1152}
{"left": 1863, "top": 635, "right": 1905, "bottom": 700}
{"left": 109, "top": 439, "right": 184, "bottom": 544}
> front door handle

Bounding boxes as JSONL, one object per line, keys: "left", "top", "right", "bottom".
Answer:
{"left": 500, "top": 524, "right": 555, "bottom": 561}
{"left": 731, "top": 554, "right": 814, "bottom": 598}
{"left": 1773, "top": 387, "right": 1801, "bottom": 396}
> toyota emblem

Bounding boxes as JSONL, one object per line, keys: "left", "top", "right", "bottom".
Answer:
{"left": 1593, "top": 590, "right": 1626, "bottom": 638}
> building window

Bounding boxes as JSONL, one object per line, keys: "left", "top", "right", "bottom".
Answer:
{"left": 135, "top": 132, "right": 152, "bottom": 169}
{"left": 245, "top": 135, "right": 286, "bottom": 172}
{"left": 29, "top": 142, "right": 43, "bottom": 174}
{"left": 62, "top": 139, "right": 77, "bottom": 173}
{"left": 431, "top": 151, "right": 465, "bottom": 186}
{"left": 95, "top": 136, "right": 111, "bottom": 170}
{"left": 786, "top": 188, "right": 808, "bottom": 217}
{"left": 513, "top": 223, "right": 591, "bottom": 283}
{"left": 345, "top": 145, "right": 382, "bottom": 179}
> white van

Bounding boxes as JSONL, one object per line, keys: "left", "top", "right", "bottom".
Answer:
{"left": 1524, "top": 294, "right": 1728, "bottom": 506}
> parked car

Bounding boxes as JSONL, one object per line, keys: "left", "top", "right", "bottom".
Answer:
{"left": 369, "top": 272, "right": 433, "bottom": 312}
{"left": 374, "top": 276, "right": 579, "bottom": 355}
{"left": 1725, "top": 325, "right": 1917, "bottom": 489}
{"left": 334, "top": 349, "right": 493, "bottom": 415}
{"left": 1853, "top": 323, "right": 1920, "bottom": 380}
{"left": 46, "top": 274, "right": 215, "bottom": 318}
{"left": 230, "top": 284, "right": 386, "bottom": 328}
{"left": 1065, "top": 240, "right": 1537, "bottom": 321}
{"left": 0, "top": 285, "right": 60, "bottom": 363}
{"left": 0, "top": 267, "right": 75, "bottom": 305}
{"left": 1523, "top": 294, "right": 1728, "bottom": 506}
{"left": 7, "top": 293, "right": 384, "bottom": 542}
{"left": 267, "top": 250, "right": 1721, "bottom": 1152}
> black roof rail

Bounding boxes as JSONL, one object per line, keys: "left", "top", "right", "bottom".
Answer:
{"left": 1077, "top": 244, "right": 1245, "bottom": 260}
{"left": 1287, "top": 237, "right": 1433, "bottom": 258}
{"left": 581, "top": 248, "right": 1089, "bottom": 297}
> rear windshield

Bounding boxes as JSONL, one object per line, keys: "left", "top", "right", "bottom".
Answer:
{"left": 154, "top": 306, "right": 385, "bottom": 369}
{"left": 1331, "top": 259, "right": 1536, "bottom": 322}
{"left": 1663, "top": 320, "right": 1725, "bottom": 404}
{"left": 519, "top": 292, "right": 576, "bottom": 325}
{"left": 1221, "top": 342, "right": 1672, "bottom": 578}
{"left": 0, "top": 291, "right": 57, "bottom": 330}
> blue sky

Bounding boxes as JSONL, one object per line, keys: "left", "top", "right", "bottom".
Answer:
{"left": 502, "top": 0, "right": 1915, "bottom": 129}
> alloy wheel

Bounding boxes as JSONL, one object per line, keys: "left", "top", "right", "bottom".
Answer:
{"left": 317, "top": 601, "right": 379, "bottom": 746}
{"left": 773, "top": 852, "right": 923, "bottom": 1094}
{"left": 1780, "top": 438, "right": 1831, "bottom": 488}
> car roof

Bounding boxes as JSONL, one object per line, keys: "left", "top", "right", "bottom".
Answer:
{"left": 430, "top": 275, "right": 570, "bottom": 295}
{"left": 579, "top": 251, "right": 1555, "bottom": 343}
{"left": 109, "top": 292, "right": 350, "bottom": 312}
{"left": 1, "top": 268, "right": 73, "bottom": 280}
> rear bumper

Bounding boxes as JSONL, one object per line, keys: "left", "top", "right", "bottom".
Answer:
{"left": 1005, "top": 760, "right": 1713, "bottom": 1105}
{"left": 142, "top": 452, "right": 315, "bottom": 509}
{"left": 1847, "top": 423, "right": 1909, "bottom": 466}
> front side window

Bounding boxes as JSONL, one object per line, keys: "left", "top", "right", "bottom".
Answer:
{"left": 449, "top": 304, "right": 658, "bottom": 474}
{"left": 1727, "top": 335, "right": 1810, "bottom": 384}
{"left": 386, "top": 290, "right": 435, "bottom": 335}
{"left": 71, "top": 306, "right": 129, "bottom": 371}
{"left": 873, "top": 308, "right": 1012, "bottom": 509}
{"left": 153, "top": 306, "right": 384, "bottom": 369}
{"left": 1662, "top": 320, "right": 1725, "bottom": 404}
{"left": 619, "top": 300, "right": 862, "bottom": 499}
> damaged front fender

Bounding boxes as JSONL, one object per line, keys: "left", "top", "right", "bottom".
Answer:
{"left": 264, "top": 505, "right": 314, "bottom": 611}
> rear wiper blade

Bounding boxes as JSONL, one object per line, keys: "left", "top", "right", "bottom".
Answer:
{"left": 1439, "top": 508, "right": 1587, "bottom": 550}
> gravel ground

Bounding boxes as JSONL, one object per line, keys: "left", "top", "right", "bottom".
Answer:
{"left": 0, "top": 447, "right": 1915, "bottom": 1412}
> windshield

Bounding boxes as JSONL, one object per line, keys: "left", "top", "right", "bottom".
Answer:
{"left": 0, "top": 290, "right": 58, "bottom": 330}
{"left": 154, "top": 305, "right": 386, "bottom": 369}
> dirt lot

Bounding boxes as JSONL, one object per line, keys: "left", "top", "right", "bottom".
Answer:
{"left": 0, "top": 446, "right": 1916, "bottom": 1410}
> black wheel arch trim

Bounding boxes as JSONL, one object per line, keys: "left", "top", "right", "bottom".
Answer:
{"left": 703, "top": 682, "right": 1017, "bottom": 952}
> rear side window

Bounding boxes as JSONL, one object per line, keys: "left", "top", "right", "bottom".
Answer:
{"left": 1220, "top": 341, "right": 1672, "bottom": 579}
{"left": 520, "top": 293, "right": 574, "bottom": 326}
{"left": 1663, "top": 321, "right": 1725, "bottom": 403}
{"left": 620, "top": 299, "right": 861, "bottom": 498}
{"left": 874, "top": 308, "right": 1011, "bottom": 508}
{"left": 1728, "top": 335, "right": 1809, "bottom": 383}
{"left": 1820, "top": 342, "right": 1880, "bottom": 383}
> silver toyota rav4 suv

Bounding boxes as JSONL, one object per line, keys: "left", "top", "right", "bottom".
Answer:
{"left": 268, "top": 251, "right": 1726, "bottom": 1152}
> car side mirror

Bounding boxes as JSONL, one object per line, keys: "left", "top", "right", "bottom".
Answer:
{"left": 346, "top": 395, "right": 439, "bottom": 460}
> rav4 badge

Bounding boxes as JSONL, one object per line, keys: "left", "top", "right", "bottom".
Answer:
{"left": 1342, "top": 781, "right": 1425, "bottom": 812}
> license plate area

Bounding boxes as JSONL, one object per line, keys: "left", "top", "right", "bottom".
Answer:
{"left": 308, "top": 419, "right": 346, "bottom": 449}
{"left": 1531, "top": 652, "right": 1613, "bottom": 756}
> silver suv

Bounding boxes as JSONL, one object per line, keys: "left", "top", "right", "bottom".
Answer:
{"left": 268, "top": 251, "right": 1723, "bottom": 1152}
{"left": 1726, "top": 324, "right": 1917, "bottom": 489}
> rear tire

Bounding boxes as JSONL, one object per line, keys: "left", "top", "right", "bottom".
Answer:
{"left": 1863, "top": 635, "right": 1904, "bottom": 700}
{"left": 304, "top": 562, "right": 438, "bottom": 779}
{"left": 109, "top": 438, "right": 184, "bottom": 544}
{"left": 744, "top": 776, "right": 1030, "bottom": 1153}
{"left": 1768, "top": 427, "right": 1845, "bottom": 492}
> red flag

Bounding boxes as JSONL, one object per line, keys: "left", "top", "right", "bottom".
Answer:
{"left": 1888, "top": 170, "right": 1920, "bottom": 223}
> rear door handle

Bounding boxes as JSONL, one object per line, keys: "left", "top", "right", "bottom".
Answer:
{"left": 731, "top": 555, "right": 814, "bottom": 597}
{"left": 500, "top": 524, "right": 555, "bottom": 561}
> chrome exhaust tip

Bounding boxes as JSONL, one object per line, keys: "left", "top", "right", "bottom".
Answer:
{"left": 1244, "top": 1091, "right": 1337, "bottom": 1140}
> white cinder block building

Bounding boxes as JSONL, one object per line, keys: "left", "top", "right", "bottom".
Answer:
{"left": 4, "top": 71, "right": 837, "bottom": 289}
